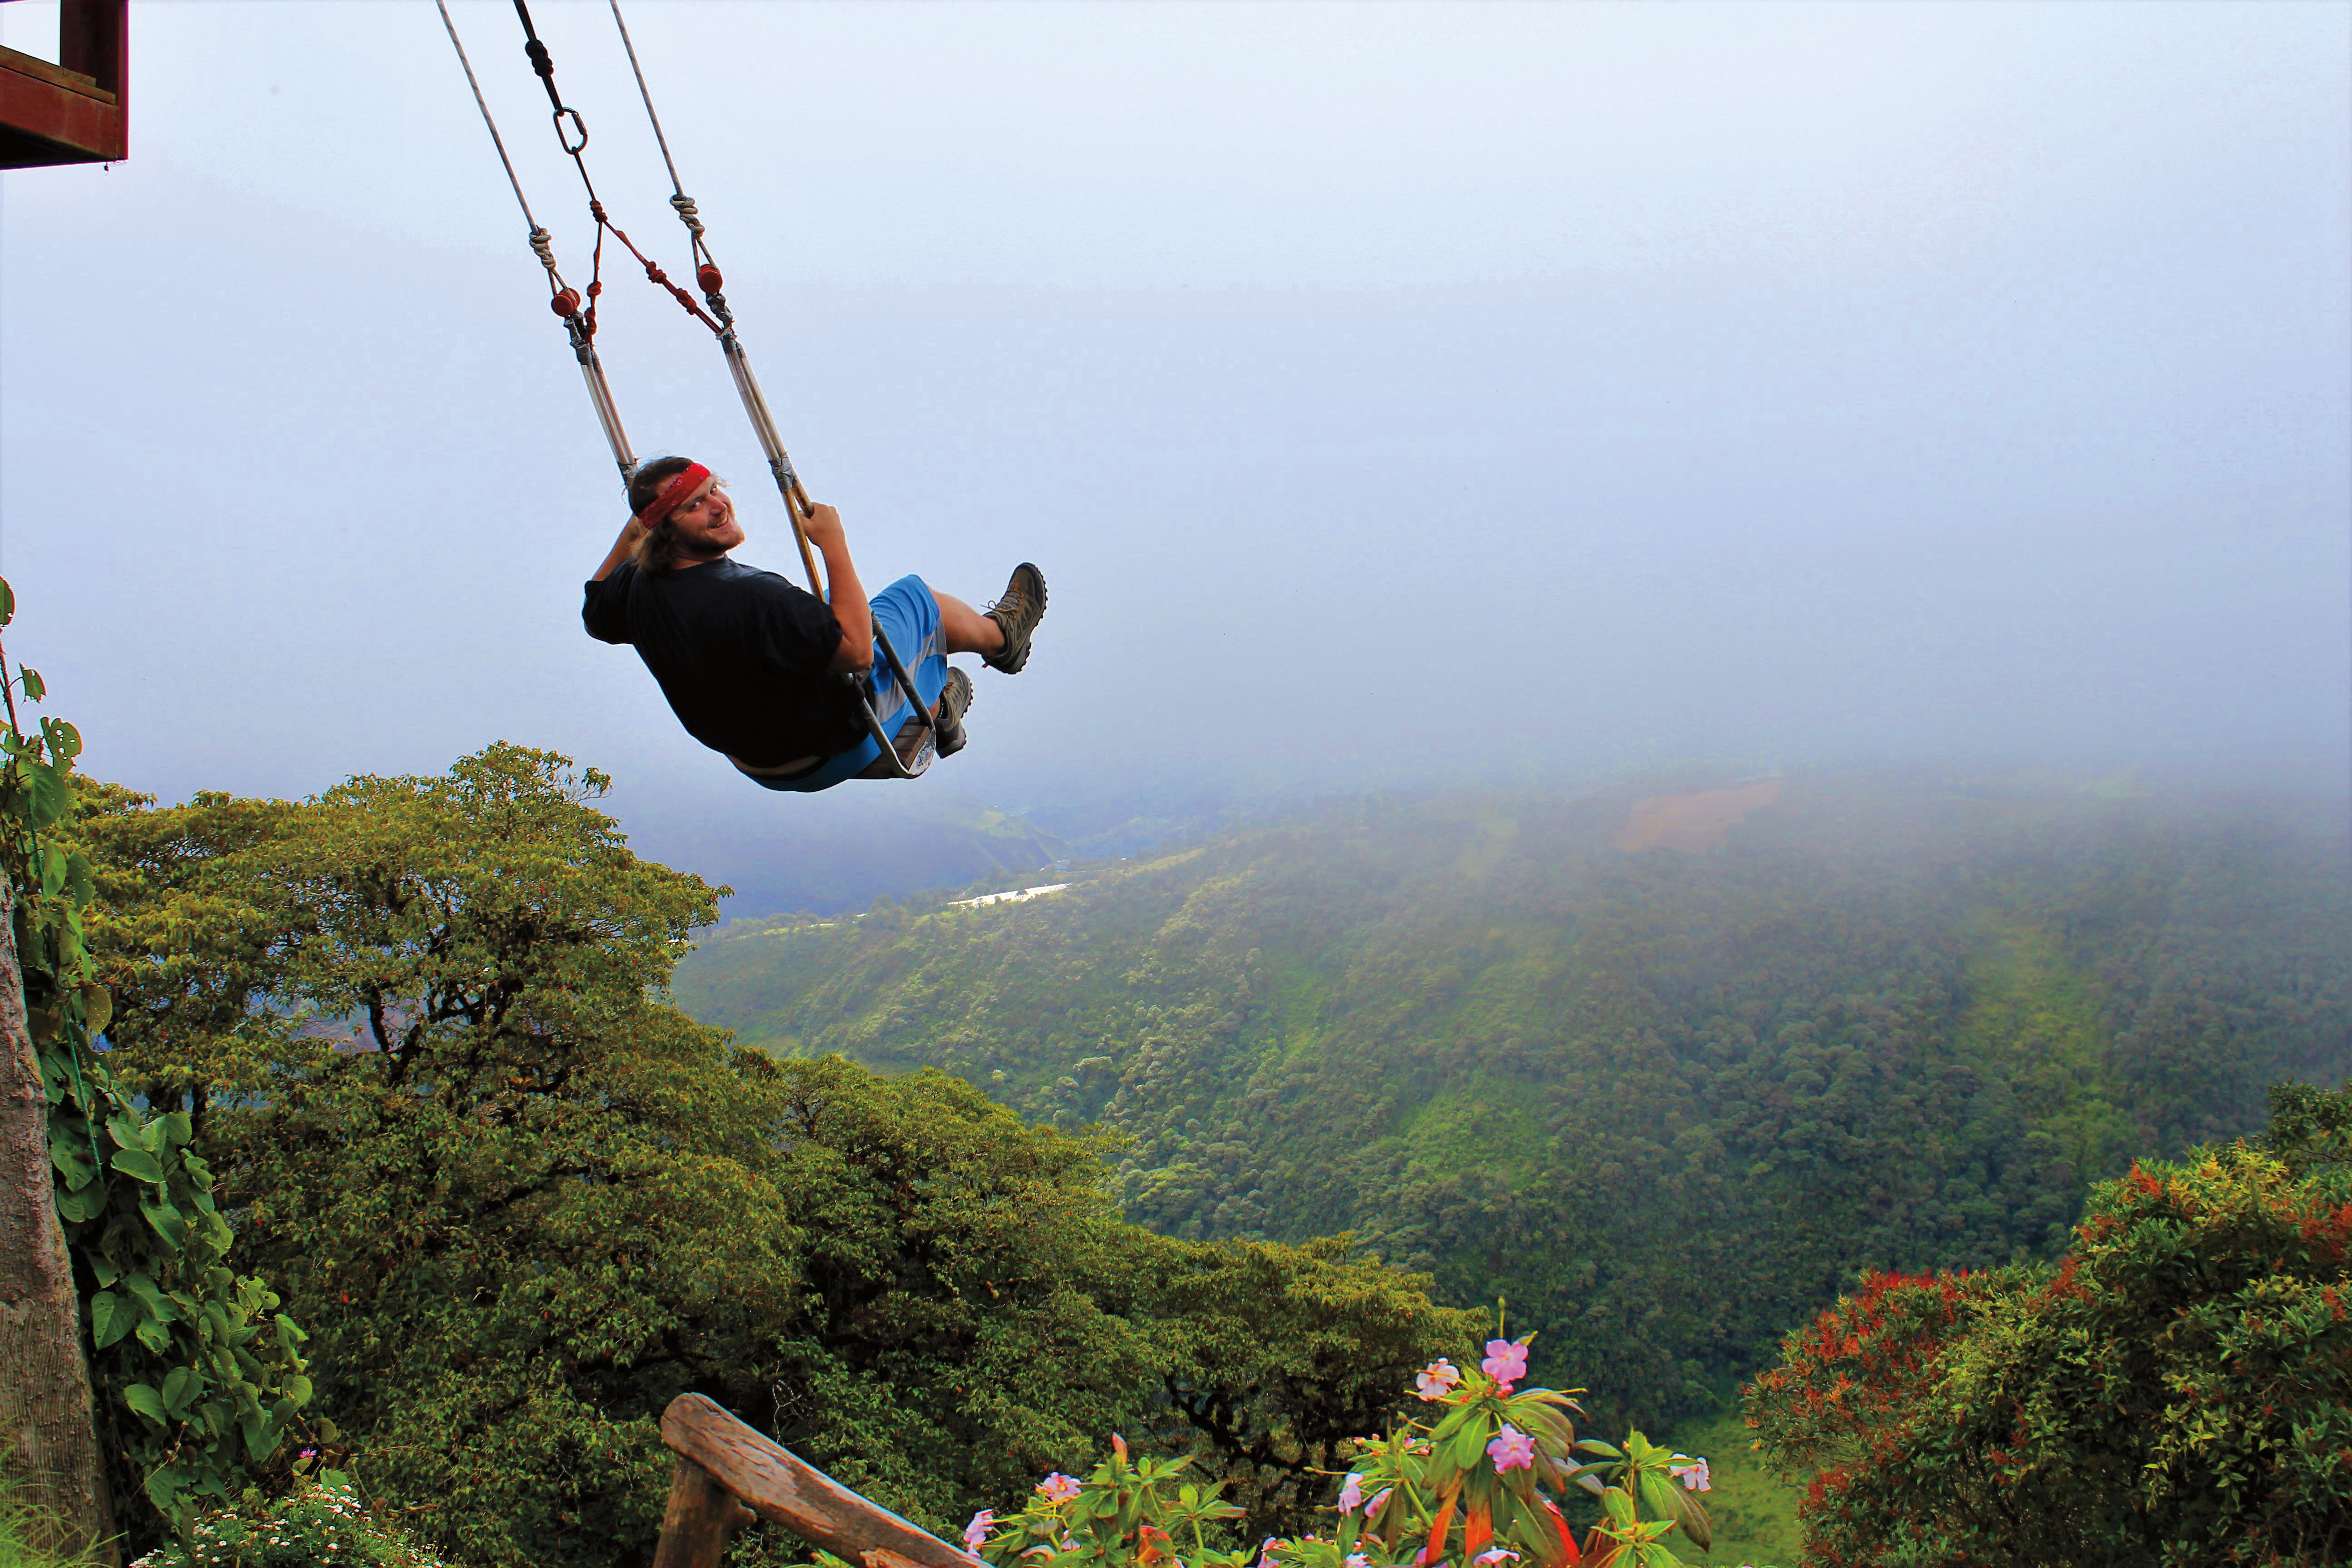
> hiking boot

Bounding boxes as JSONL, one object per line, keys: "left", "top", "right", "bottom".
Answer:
{"left": 983, "top": 563, "right": 1047, "bottom": 675}
{"left": 934, "top": 667, "right": 975, "bottom": 757}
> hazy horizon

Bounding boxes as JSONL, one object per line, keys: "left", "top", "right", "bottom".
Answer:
{"left": 3, "top": 1, "right": 2345, "bottom": 911}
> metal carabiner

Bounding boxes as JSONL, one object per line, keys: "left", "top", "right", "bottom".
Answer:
{"left": 555, "top": 106, "right": 588, "bottom": 156}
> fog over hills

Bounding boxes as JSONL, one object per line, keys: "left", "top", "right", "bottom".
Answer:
{"left": 0, "top": 3, "right": 2342, "bottom": 921}
{"left": 673, "top": 769, "right": 2352, "bottom": 1423}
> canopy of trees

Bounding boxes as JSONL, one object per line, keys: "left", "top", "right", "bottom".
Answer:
{"left": 675, "top": 773, "right": 2352, "bottom": 1430}
{"left": 64, "top": 746, "right": 1471, "bottom": 1566}
{"left": 1745, "top": 1082, "right": 2352, "bottom": 1565}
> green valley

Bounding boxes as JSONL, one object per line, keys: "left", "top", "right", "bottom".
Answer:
{"left": 674, "top": 771, "right": 2352, "bottom": 1431}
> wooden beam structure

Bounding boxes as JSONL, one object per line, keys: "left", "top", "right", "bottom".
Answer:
{"left": 654, "top": 1394, "right": 988, "bottom": 1568}
{"left": 0, "top": 0, "right": 125, "bottom": 169}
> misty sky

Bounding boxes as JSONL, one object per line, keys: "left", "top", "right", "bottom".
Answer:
{"left": 2, "top": 1, "right": 2347, "bottom": 909}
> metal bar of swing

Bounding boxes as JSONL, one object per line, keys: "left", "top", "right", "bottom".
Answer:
{"left": 718, "top": 344, "right": 938, "bottom": 781}
{"left": 597, "top": 0, "right": 940, "bottom": 779}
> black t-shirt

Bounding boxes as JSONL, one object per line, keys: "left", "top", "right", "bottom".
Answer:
{"left": 582, "top": 558, "right": 862, "bottom": 767}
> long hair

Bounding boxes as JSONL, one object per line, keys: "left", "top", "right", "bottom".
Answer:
{"left": 625, "top": 455, "right": 712, "bottom": 575}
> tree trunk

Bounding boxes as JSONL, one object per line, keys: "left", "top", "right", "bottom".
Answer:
{"left": 0, "top": 867, "right": 119, "bottom": 1563}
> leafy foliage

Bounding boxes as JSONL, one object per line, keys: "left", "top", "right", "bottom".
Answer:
{"left": 1125, "top": 1233, "right": 1485, "bottom": 1529}
{"left": 73, "top": 746, "right": 789, "bottom": 1567}
{"left": 127, "top": 1466, "right": 455, "bottom": 1568}
{"left": 970, "top": 1439, "right": 1249, "bottom": 1568}
{"left": 676, "top": 778, "right": 2352, "bottom": 1429}
{"left": 1745, "top": 1083, "right": 2352, "bottom": 1566}
{"left": 69, "top": 748, "right": 1470, "bottom": 1568}
{"left": 972, "top": 1340, "right": 1719, "bottom": 1568}
{"left": 0, "top": 579, "right": 312, "bottom": 1543}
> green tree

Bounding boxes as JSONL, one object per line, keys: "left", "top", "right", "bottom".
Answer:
{"left": 1, "top": 593, "right": 311, "bottom": 1560}
{"left": 76, "top": 747, "right": 795, "bottom": 1566}
{"left": 1746, "top": 1082, "right": 2352, "bottom": 1566}
{"left": 72, "top": 747, "right": 1476, "bottom": 1568}
{"left": 1119, "top": 1233, "right": 1481, "bottom": 1531}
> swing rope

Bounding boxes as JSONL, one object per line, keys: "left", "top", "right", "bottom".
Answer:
{"left": 436, "top": 0, "right": 637, "bottom": 485}
{"left": 501, "top": 0, "right": 825, "bottom": 595}
{"left": 601, "top": 0, "right": 829, "bottom": 594}
{"left": 435, "top": 0, "right": 941, "bottom": 779}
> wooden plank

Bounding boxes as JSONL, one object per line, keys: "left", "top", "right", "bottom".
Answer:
{"left": 0, "top": 70, "right": 122, "bottom": 165}
{"left": 58, "top": 0, "right": 125, "bottom": 98}
{"left": 1, "top": 4, "right": 124, "bottom": 168}
{"left": 659, "top": 1395, "right": 985, "bottom": 1568}
{"left": 652, "top": 1457, "right": 756, "bottom": 1568}
{"left": 0, "top": 46, "right": 110, "bottom": 103}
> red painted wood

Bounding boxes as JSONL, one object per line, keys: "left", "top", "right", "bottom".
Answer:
{"left": 1, "top": 1, "right": 124, "bottom": 167}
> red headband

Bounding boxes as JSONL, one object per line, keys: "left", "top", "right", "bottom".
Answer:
{"left": 635, "top": 463, "right": 713, "bottom": 529}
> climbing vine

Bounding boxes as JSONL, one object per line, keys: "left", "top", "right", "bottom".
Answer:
{"left": 0, "top": 577, "right": 313, "bottom": 1533}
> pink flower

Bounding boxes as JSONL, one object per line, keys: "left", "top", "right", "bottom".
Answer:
{"left": 1671, "top": 1458, "right": 1711, "bottom": 1493}
{"left": 1257, "top": 1539, "right": 1285, "bottom": 1568}
{"left": 1336, "top": 1474, "right": 1364, "bottom": 1514}
{"left": 1366, "top": 1488, "right": 1392, "bottom": 1518}
{"left": 1485, "top": 1424, "right": 1536, "bottom": 1472}
{"left": 963, "top": 1510, "right": 995, "bottom": 1550}
{"left": 1344, "top": 1557, "right": 1369, "bottom": 1568}
{"left": 1480, "top": 1339, "right": 1529, "bottom": 1391}
{"left": 1036, "top": 1473, "right": 1081, "bottom": 1504}
{"left": 1414, "top": 1358, "right": 1463, "bottom": 1401}
{"left": 1474, "top": 1553, "right": 1522, "bottom": 1566}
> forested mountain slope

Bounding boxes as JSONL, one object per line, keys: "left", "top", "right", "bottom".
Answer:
{"left": 673, "top": 772, "right": 2352, "bottom": 1426}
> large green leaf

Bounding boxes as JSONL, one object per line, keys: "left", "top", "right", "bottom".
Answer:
{"left": 109, "top": 1147, "right": 166, "bottom": 1184}
{"left": 26, "top": 764, "right": 68, "bottom": 829}
{"left": 122, "top": 1382, "right": 167, "bottom": 1427}
{"left": 140, "top": 1196, "right": 189, "bottom": 1249}
{"left": 123, "top": 1271, "right": 176, "bottom": 1323}
{"left": 161, "top": 1365, "right": 201, "bottom": 1416}
{"left": 89, "top": 1290, "right": 129, "bottom": 1349}
{"left": 54, "top": 1178, "right": 107, "bottom": 1223}
{"left": 79, "top": 981, "right": 111, "bottom": 1036}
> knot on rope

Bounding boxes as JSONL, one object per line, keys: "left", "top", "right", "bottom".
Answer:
{"left": 670, "top": 194, "right": 706, "bottom": 238}
{"left": 529, "top": 225, "right": 558, "bottom": 271}
{"left": 525, "top": 38, "right": 554, "bottom": 80}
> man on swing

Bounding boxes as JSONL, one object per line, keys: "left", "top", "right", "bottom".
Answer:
{"left": 583, "top": 456, "right": 1046, "bottom": 794}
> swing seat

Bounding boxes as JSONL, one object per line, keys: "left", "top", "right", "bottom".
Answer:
{"left": 733, "top": 574, "right": 950, "bottom": 794}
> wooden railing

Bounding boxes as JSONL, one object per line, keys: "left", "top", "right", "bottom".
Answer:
{"left": 652, "top": 1394, "right": 988, "bottom": 1568}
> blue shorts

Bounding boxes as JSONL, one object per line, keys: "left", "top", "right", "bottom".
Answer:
{"left": 742, "top": 573, "right": 948, "bottom": 794}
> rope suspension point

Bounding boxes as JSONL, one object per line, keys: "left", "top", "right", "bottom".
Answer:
{"left": 436, "top": 0, "right": 637, "bottom": 486}
{"left": 601, "top": 0, "right": 824, "bottom": 597}
{"left": 436, "top": 0, "right": 558, "bottom": 293}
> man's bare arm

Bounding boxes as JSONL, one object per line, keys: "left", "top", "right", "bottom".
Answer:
{"left": 593, "top": 517, "right": 647, "bottom": 582}
{"left": 802, "top": 503, "right": 872, "bottom": 675}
